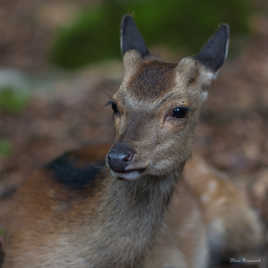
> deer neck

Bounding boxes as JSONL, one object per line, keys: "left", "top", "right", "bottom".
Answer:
{"left": 94, "top": 163, "right": 185, "bottom": 267}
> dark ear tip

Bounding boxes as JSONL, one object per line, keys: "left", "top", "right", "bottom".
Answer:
{"left": 194, "top": 23, "right": 230, "bottom": 72}
{"left": 218, "top": 23, "right": 230, "bottom": 60}
{"left": 218, "top": 23, "right": 230, "bottom": 40}
{"left": 121, "top": 15, "right": 133, "bottom": 30}
{"left": 121, "top": 14, "right": 133, "bottom": 22}
{"left": 219, "top": 23, "right": 230, "bottom": 33}
{"left": 120, "top": 14, "right": 149, "bottom": 57}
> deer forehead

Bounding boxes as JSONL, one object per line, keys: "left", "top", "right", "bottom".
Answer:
{"left": 127, "top": 60, "right": 176, "bottom": 99}
{"left": 114, "top": 60, "right": 195, "bottom": 109}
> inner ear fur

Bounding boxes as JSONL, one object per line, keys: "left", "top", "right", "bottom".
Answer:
{"left": 176, "top": 24, "right": 230, "bottom": 88}
{"left": 122, "top": 50, "right": 143, "bottom": 79}
{"left": 176, "top": 57, "right": 216, "bottom": 88}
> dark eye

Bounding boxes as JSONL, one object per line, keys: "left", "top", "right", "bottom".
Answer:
{"left": 106, "top": 101, "right": 120, "bottom": 115}
{"left": 172, "top": 107, "right": 189, "bottom": 118}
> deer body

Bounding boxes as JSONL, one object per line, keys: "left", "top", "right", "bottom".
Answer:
{"left": 3, "top": 161, "right": 210, "bottom": 268}
{"left": 3, "top": 154, "right": 207, "bottom": 268}
{"left": 1, "top": 15, "right": 262, "bottom": 268}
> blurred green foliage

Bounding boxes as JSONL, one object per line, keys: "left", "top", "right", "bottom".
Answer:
{"left": 50, "top": 0, "right": 252, "bottom": 70}
{"left": 0, "top": 139, "right": 12, "bottom": 157}
{"left": 0, "top": 86, "right": 30, "bottom": 114}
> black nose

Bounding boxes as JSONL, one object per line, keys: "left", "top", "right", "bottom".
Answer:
{"left": 107, "top": 143, "right": 135, "bottom": 173}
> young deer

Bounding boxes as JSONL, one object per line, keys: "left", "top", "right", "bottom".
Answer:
{"left": 1, "top": 16, "right": 262, "bottom": 268}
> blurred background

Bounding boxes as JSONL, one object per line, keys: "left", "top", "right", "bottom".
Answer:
{"left": 0, "top": 0, "right": 268, "bottom": 266}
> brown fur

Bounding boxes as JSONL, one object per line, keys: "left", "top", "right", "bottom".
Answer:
{"left": 184, "top": 155, "right": 263, "bottom": 257}
{"left": 1, "top": 21, "right": 262, "bottom": 268}
{"left": 128, "top": 60, "right": 176, "bottom": 100}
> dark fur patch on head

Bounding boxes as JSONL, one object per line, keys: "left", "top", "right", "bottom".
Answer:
{"left": 45, "top": 152, "right": 105, "bottom": 189}
{"left": 128, "top": 60, "right": 176, "bottom": 100}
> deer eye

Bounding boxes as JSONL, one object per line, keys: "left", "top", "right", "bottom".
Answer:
{"left": 171, "top": 106, "right": 189, "bottom": 118}
{"left": 106, "top": 100, "right": 120, "bottom": 115}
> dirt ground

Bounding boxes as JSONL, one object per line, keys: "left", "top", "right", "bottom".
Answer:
{"left": 0, "top": 3, "right": 268, "bottom": 268}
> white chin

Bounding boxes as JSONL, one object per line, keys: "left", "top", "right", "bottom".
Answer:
{"left": 112, "top": 171, "right": 141, "bottom": 181}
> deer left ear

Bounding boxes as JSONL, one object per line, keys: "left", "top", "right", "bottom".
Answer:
{"left": 194, "top": 24, "right": 230, "bottom": 73}
{"left": 176, "top": 25, "right": 229, "bottom": 102}
{"left": 120, "top": 15, "right": 150, "bottom": 58}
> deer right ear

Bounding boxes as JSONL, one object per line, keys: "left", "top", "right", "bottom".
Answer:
{"left": 120, "top": 15, "right": 150, "bottom": 77}
{"left": 120, "top": 15, "right": 150, "bottom": 58}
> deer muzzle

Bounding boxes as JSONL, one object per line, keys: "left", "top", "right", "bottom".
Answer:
{"left": 107, "top": 143, "right": 147, "bottom": 180}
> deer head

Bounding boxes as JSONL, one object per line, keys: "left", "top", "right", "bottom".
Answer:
{"left": 107, "top": 15, "right": 229, "bottom": 181}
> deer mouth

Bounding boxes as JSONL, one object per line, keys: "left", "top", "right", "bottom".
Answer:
{"left": 111, "top": 164, "right": 148, "bottom": 181}
{"left": 112, "top": 170, "right": 142, "bottom": 181}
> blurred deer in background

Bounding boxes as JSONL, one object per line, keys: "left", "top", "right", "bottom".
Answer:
{"left": 1, "top": 15, "right": 262, "bottom": 268}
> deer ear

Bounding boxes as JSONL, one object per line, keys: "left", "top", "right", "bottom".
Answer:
{"left": 120, "top": 15, "right": 150, "bottom": 58}
{"left": 194, "top": 24, "right": 230, "bottom": 73}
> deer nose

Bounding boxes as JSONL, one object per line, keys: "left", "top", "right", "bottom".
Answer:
{"left": 107, "top": 143, "right": 136, "bottom": 173}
